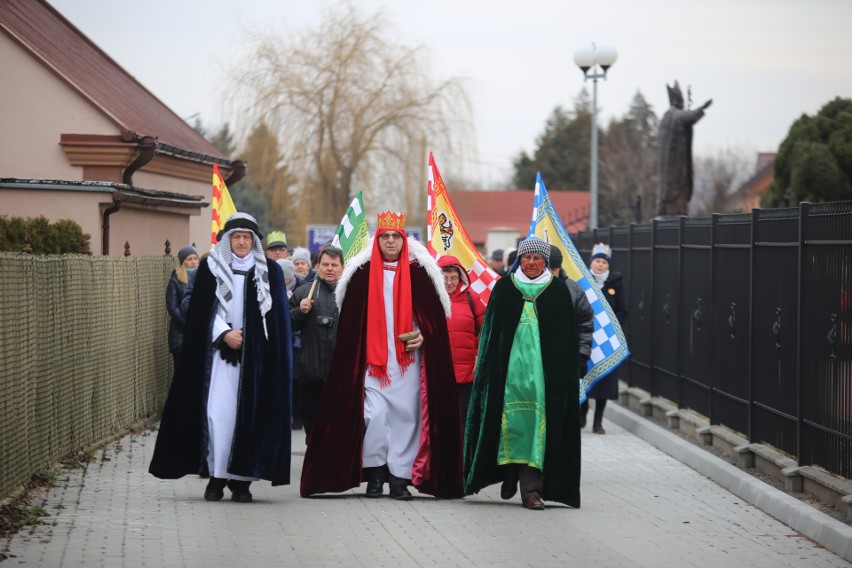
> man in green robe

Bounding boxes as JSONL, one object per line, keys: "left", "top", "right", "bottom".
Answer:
{"left": 464, "top": 237, "right": 580, "bottom": 510}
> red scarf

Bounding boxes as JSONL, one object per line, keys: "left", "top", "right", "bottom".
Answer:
{"left": 366, "top": 229, "right": 414, "bottom": 386}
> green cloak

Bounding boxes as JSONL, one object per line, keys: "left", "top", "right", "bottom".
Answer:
{"left": 463, "top": 274, "right": 581, "bottom": 507}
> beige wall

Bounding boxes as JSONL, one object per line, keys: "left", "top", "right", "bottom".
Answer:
{"left": 107, "top": 206, "right": 191, "bottom": 257}
{"left": 131, "top": 170, "right": 211, "bottom": 251}
{"left": 0, "top": 32, "right": 116, "bottom": 180}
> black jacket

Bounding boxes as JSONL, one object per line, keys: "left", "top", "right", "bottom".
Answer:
{"left": 166, "top": 271, "right": 188, "bottom": 353}
{"left": 560, "top": 274, "right": 594, "bottom": 364}
{"left": 289, "top": 278, "right": 339, "bottom": 384}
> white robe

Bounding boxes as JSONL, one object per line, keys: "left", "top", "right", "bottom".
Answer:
{"left": 207, "top": 253, "right": 258, "bottom": 481}
{"left": 362, "top": 261, "right": 422, "bottom": 479}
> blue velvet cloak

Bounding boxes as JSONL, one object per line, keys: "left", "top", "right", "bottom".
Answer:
{"left": 148, "top": 260, "right": 293, "bottom": 485}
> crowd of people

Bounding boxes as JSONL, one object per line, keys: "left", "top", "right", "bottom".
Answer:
{"left": 151, "top": 210, "right": 627, "bottom": 511}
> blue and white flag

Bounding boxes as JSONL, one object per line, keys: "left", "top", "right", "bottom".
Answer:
{"left": 528, "top": 172, "right": 630, "bottom": 402}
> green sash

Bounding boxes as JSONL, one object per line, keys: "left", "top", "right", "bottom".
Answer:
{"left": 497, "top": 275, "right": 548, "bottom": 470}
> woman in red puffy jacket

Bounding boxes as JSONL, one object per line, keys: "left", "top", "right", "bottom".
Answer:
{"left": 437, "top": 255, "right": 486, "bottom": 425}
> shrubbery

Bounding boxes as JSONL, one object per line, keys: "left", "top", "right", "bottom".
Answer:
{"left": 0, "top": 215, "right": 91, "bottom": 254}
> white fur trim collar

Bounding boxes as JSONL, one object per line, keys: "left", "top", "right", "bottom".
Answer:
{"left": 335, "top": 237, "right": 451, "bottom": 317}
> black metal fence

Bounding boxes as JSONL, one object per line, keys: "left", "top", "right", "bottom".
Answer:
{"left": 573, "top": 201, "right": 852, "bottom": 480}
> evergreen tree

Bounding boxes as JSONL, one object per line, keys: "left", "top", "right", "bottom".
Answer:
{"left": 512, "top": 90, "right": 592, "bottom": 190}
{"left": 763, "top": 97, "right": 852, "bottom": 206}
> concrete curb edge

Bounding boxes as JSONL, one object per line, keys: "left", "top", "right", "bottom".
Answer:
{"left": 606, "top": 402, "right": 852, "bottom": 563}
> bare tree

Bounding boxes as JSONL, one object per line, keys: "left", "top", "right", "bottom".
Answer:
{"left": 229, "top": 3, "right": 473, "bottom": 234}
{"left": 690, "top": 147, "right": 752, "bottom": 216}
{"left": 234, "top": 122, "right": 294, "bottom": 233}
{"left": 599, "top": 91, "right": 659, "bottom": 226}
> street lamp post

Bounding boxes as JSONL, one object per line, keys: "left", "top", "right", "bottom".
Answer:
{"left": 573, "top": 43, "right": 617, "bottom": 230}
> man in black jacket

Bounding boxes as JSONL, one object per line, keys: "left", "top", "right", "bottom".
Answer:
{"left": 290, "top": 246, "right": 344, "bottom": 438}
{"left": 549, "top": 247, "right": 595, "bottom": 385}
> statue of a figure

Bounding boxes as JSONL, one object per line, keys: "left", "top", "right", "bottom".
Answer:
{"left": 657, "top": 81, "right": 712, "bottom": 217}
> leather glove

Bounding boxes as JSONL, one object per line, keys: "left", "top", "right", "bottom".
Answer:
{"left": 219, "top": 344, "right": 241, "bottom": 366}
{"left": 213, "top": 331, "right": 241, "bottom": 366}
{"left": 578, "top": 357, "right": 589, "bottom": 379}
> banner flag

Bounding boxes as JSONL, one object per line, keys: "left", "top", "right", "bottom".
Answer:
{"left": 528, "top": 172, "right": 630, "bottom": 402}
{"left": 211, "top": 163, "right": 237, "bottom": 245}
{"left": 426, "top": 153, "right": 500, "bottom": 304}
{"left": 331, "top": 190, "right": 370, "bottom": 262}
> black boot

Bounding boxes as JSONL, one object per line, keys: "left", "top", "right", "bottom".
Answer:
{"left": 579, "top": 400, "right": 589, "bottom": 429}
{"left": 593, "top": 398, "right": 607, "bottom": 434}
{"left": 204, "top": 477, "right": 227, "bottom": 501}
{"left": 227, "top": 479, "right": 253, "bottom": 503}
{"left": 365, "top": 466, "right": 387, "bottom": 498}
{"left": 389, "top": 475, "right": 413, "bottom": 501}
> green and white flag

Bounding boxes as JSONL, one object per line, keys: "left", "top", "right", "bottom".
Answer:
{"left": 331, "top": 191, "right": 369, "bottom": 262}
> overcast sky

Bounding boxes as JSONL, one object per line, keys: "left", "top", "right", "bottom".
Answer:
{"left": 51, "top": 0, "right": 852, "bottom": 187}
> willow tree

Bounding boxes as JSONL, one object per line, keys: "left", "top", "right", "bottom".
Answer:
{"left": 231, "top": 4, "right": 472, "bottom": 235}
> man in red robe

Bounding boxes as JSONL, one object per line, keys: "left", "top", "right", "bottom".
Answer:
{"left": 300, "top": 211, "right": 463, "bottom": 500}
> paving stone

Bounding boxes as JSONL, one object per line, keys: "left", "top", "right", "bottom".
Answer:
{"left": 4, "top": 420, "right": 850, "bottom": 567}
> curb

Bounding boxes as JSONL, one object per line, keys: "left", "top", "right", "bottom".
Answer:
{"left": 607, "top": 402, "right": 852, "bottom": 563}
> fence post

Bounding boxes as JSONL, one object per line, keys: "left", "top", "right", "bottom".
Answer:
{"left": 677, "top": 216, "right": 686, "bottom": 409}
{"left": 22, "top": 233, "right": 33, "bottom": 254}
{"left": 709, "top": 213, "right": 719, "bottom": 424}
{"left": 650, "top": 219, "right": 658, "bottom": 397}
{"left": 748, "top": 208, "right": 758, "bottom": 442}
{"left": 796, "top": 202, "right": 810, "bottom": 466}
{"left": 625, "top": 223, "right": 634, "bottom": 385}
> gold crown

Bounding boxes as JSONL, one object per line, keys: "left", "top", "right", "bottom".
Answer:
{"left": 377, "top": 211, "right": 406, "bottom": 231}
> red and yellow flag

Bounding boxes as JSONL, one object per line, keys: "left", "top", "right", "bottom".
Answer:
{"left": 211, "top": 163, "right": 237, "bottom": 244}
{"left": 426, "top": 153, "right": 500, "bottom": 305}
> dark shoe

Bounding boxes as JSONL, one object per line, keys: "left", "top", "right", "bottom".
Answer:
{"left": 365, "top": 466, "right": 387, "bottom": 498}
{"left": 204, "top": 477, "right": 227, "bottom": 501}
{"left": 593, "top": 425, "right": 606, "bottom": 434}
{"left": 389, "top": 476, "right": 413, "bottom": 501}
{"left": 500, "top": 480, "right": 518, "bottom": 500}
{"left": 227, "top": 480, "right": 253, "bottom": 503}
{"left": 579, "top": 414, "right": 587, "bottom": 429}
{"left": 366, "top": 477, "right": 384, "bottom": 498}
{"left": 522, "top": 495, "right": 545, "bottom": 510}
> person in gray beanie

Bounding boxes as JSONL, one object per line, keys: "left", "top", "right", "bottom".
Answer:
{"left": 277, "top": 258, "right": 297, "bottom": 299}
{"left": 465, "top": 236, "right": 582, "bottom": 511}
{"left": 291, "top": 247, "right": 316, "bottom": 283}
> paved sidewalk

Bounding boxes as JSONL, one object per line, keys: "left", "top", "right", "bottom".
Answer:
{"left": 5, "top": 416, "right": 851, "bottom": 568}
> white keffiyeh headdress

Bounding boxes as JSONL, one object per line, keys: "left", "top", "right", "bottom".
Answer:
{"left": 208, "top": 212, "right": 272, "bottom": 337}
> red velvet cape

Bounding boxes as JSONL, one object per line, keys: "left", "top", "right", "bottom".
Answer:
{"left": 300, "top": 260, "right": 463, "bottom": 498}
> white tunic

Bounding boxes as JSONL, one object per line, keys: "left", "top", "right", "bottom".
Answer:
{"left": 207, "top": 253, "right": 257, "bottom": 481}
{"left": 362, "top": 261, "right": 422, "bottom": 479}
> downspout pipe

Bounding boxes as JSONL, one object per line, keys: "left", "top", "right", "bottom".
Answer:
{"left": 102, "top": 191, "right": 123, "bottom": 255}
{"left": 225, "top": 160, "right": 247, "bottom": 187}
{"left": 123, "top": 135, "right": 157, "bottom": 186}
